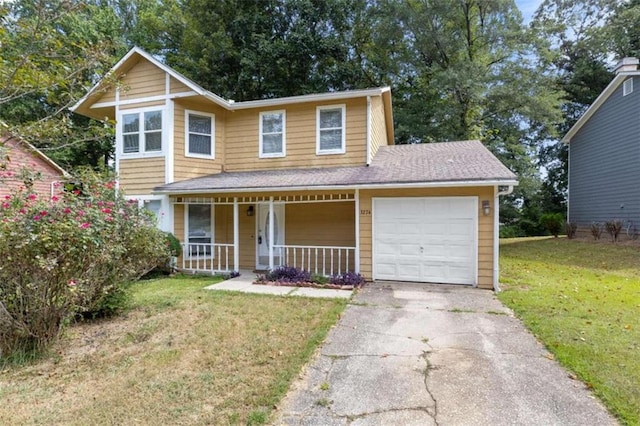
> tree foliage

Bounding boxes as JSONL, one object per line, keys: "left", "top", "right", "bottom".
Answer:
{"left": 0, "top": 0, "right": 126, "bottom": 169}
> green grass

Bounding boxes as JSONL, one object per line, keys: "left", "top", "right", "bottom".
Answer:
{"left": 498, "top": 237, "right": 640, "bottom": 425}
{"left": 0, "top": 274, "right": 346, "bottom": 425}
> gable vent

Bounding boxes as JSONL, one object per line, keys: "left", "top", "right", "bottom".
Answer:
{"left": 623, "top": 78, "right": 633, "bottom": 96}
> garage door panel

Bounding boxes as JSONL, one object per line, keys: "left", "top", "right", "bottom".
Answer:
{"left": 373, "top": 197, "right": 477, "bottom": 285}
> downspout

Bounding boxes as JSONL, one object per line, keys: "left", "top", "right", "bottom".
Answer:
{"left": 366, "top": 96, "right": 372, "bottom": 165}
{"left": 493, "top": 185, "right": 514, "bottom": 292}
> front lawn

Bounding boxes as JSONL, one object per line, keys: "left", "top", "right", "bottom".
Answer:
{"left": 499, "top": 237, "right": 640, "bottom": 425}
{"left": 0, "top": 275, "right": 346, "bottom": 425}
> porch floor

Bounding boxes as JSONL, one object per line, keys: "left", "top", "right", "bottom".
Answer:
{"left": 204, "top": 270, "right": 353, "bottom": 300}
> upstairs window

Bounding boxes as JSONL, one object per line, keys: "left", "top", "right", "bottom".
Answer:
{"left": 623, "top": 78, "right": 633, "bottom": 96}
{"left": 121, "top": 109, "right": 163, "bottom": 155}
{"left": 186, "top": 110, "right": 215, "bottom": 158}
{"left": 259, "top": 111, "right": 286, "bottom": 158}
{"left": 317, "top": 105, "right": 346, "bottom": 155}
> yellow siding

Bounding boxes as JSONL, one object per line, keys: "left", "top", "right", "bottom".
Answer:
{"left": 94, "top": 86, "right": 116, "bottom": 104}
{"left": 359, "top": 187, "right": 495, "bottom": 289}
{"left": 173, "top": 100, "right": 226, "bottom": 180}
{"left": 172, "top": 191, "right": 356, "bottom": 271}
{"left": 119, "top": 59, "right": 166, "bottom": 101}
{"left": 170, "top": 188, "right": 496, "bottom": 287}
{"left": 119, "top": 100, "right": 166, "bottom": 110}
{"left": 170, "top": 77, "right": 190, "bottom": 94}
{"left": 225, "top": 98, "right": 368, "bottom": 171}
{"left": 119, "top": 157, "right": 165, "bottom": 195}
{"left": 370, "top": 95, "right": 388, "bottom": 160}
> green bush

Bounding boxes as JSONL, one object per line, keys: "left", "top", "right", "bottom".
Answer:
{"left": 165, "top": 232, "right": 182, "bottom": 257}
{"left": 540, "top": 213, "right": 564, "bottom": 237}
{"left": 0, "top": 169, "right": 169, "bottom": 356}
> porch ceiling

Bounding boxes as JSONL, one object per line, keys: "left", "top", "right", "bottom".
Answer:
{"left": 154, "top": 140, "right": 517, "bottom": 194}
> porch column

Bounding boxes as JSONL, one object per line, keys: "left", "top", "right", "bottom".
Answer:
{"left": 233, "top": 197, "right": 239, "bottom": 272}
{"left": 355, "top": 189, "right": 360, "bottom": 273}
{"left": 268, "top": 196, "right": 274, "bottom": 270}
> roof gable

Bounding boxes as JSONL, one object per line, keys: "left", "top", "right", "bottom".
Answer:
{"left": 1, "top": 134, "right": 70, "bottom": 178}
{"left": 71, "top": 47, "right": 393, "bottom": 134}
{"left": 563, "top": 71, "right": 640, "bottom": 143}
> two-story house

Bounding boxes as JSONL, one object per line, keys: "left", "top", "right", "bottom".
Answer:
{"left": 563, "top": 57, "right": 640, "bottom": 236}
{"left": 72, "top": 47, "right": 517, "bottom": 290}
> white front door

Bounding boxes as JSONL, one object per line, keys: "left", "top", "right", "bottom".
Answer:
{"left": 256, "top": 203, "right": 285, "bottom": 269}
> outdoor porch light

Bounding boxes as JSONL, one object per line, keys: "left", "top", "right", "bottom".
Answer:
{"left": 246, "top": 205, "right": 254, "bottom": 217}
{"left": 482, "top": 200, "right": 491, "bottom": 216}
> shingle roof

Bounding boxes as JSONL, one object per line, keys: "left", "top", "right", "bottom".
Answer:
{"left": 154, "top": 140, "right": 517, "bottom": 193}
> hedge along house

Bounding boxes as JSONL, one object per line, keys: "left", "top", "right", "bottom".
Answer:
{"left": 72, "top": 47, "right": 517, "bottom": 290}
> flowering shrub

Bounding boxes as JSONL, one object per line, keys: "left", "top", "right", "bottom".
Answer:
{"left": 0, "top": 169, "right": 169, "bottom": 356}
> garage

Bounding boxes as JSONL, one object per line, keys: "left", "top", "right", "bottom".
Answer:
{"left": 372, "top": 197, "right": 478, "bottom": 285}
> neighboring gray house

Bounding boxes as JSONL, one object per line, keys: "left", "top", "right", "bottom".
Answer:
{"left": 562, "top": 57, "right": 640, "bottom": 235}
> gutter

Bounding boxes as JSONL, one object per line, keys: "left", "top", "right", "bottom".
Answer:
{"left": 152, "top": 179, "right": 519, "bottom": 195}
{"left": 493, "top": 185, "right": 515, "bottom": 292}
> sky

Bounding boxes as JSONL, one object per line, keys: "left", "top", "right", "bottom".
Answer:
{"left": 515, "top": 0, "right": 543, "bottom": 23}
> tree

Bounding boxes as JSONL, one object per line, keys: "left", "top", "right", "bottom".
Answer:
{"left": 0, "top": 0, "right": 126, "bottom": 169}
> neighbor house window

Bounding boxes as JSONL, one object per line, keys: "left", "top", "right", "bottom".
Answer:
{"left": 187, "top": 204, "right": 213, "bottom": 256}
{"left": 317, "top": 105, "right": 346, "bottom": 154}
{"left": 121, "top": 109, "right": 163, "bottom": 155}
{"left": 186, "top": 110, "right": 215, "bottom": 158}
{"left": 623, "top": 78, "right": 633, "bottom": 96}
{"left": 259, "top": 110, "right": 286, "bottom": 158}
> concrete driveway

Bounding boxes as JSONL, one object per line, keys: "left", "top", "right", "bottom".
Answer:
{"left": 274, "top": 282, "right": 617, "bottom": 425}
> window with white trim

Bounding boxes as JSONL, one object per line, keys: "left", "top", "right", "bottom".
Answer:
{"left": 317, "top": 105, "right": 346, "bottom": 154}
{"left": 187, "top": 204, "right": 213, "bottom": 256}
{"left": 623, "top": 78, "right": 633, "bottom": 96}
{"left": 121, "top": 109, "right": 163, "bottom": 155}
{"left": 186, "top": 110, "right": 215, "bottom": 158}
{"left": 259, "top": 110, "right": 286, "bottom": 158}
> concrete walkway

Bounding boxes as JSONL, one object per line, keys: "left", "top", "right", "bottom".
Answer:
{"left": 204, "top": 271, "right": 353, "bottom": 299}
{"left": 274, "top": 282, "right": 617, "bottom": 425}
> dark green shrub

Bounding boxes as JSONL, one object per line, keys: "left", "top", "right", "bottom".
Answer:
{"left": 540, "top": 213, "right": 564, "bottom": 237}
{"left": 165, "top": 232, "right": 182, "bottom": 257}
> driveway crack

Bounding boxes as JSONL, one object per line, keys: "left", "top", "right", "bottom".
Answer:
{"left": 422, "top": 350, "right": 439, "bottom": 425}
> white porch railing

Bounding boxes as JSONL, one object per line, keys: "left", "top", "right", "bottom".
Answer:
{"left": 273, "top": 245, "right": 356, "bottom": 276}
{"left": 181, "top": 243, "right": 234, "bottom": 273}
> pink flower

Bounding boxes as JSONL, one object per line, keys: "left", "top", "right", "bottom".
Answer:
{"left": 68, "top": 280, "right": 77, "bottom": 287}
{"left": 51, "top": 195, "right": 59, "bottom": 202}
{"left": 19, "top": 208, "right": 26, "bottom": 214}
{"left": 28, "top": 194, "right": 37, "bottom": 200}
{"left": 105, "top": 216, "right": 113, "bottom": 222}
{"left": 33, "top": 215, "right": 41, "bottom": 221}
{"left": 101, "top": 208, "right": 111, "bottom": 214}
{"left": 1, "top": 202, "right": 8, "bottom": 209}
{"left": 79, "top": 222, "right": 90, "bottom": 229}
{"left": 63, "top": 208, "right": 71, "bottom": 214}
{"left": 4, "top": 195, "right": 10, "bottom": 200}
{"left": 77, "top": 210, "right": 84, "bottom": 216}
{"left": 40, "top": 211, "right": 48, "bottom": 217}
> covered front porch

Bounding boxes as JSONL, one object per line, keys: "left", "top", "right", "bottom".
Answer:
{"left": 171, "top": 191, "right": 359, "bottom": 276}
